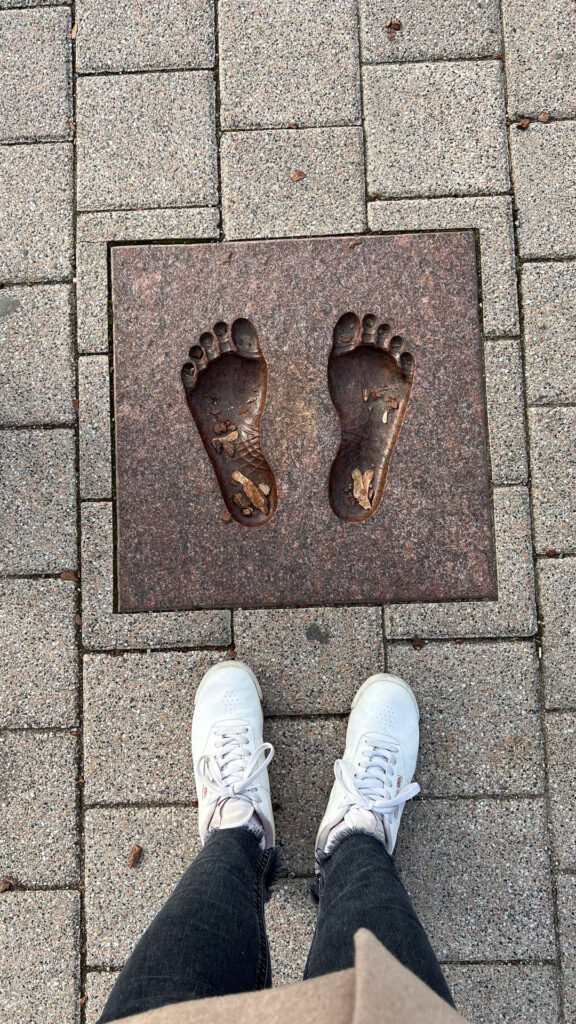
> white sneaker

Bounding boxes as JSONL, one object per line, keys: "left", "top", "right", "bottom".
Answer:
{"left": 316, "top": 673, "right": 420, "bottom": 863}
{"left": 192, "top": 660, "right": 275, "bottom": 849}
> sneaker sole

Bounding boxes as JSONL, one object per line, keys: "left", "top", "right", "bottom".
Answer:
{"left": 194, "top": 659, "right": 263, "bottom": 704}
{"left": 352, "top": 672, "right": 420, "bottom": 720}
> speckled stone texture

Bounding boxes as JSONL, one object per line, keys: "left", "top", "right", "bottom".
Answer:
{"left": 396, "top": 798, "right": 555, "bottom": 959}
{"left": 558, "top": 875, "right": 576, "bottom": 1022}
{"left": 219, "top": 0, "right": 360, "bottom": 129}
{"left": 0, "top": 429, "right": 76, "bottom": 573}
{"left": 444, "top": 963, "right": 559, "bottom": 1024}
{"left": 538, "top": 557, "right": 576, "bottom": 707}
{"left": 86, "top": 972, "right": 119, "bottom": 1024}
{"left": 76, "top": 0, "right": 214, "bottom": 73}
{"left": 112, "top": 233, "right": 495, "bottom": 612}
{"left": 0, "top": 578, "right": 78, "bottom": 727}
{"left": 79, "top": 355, "right": 111, "bottom": 498}
{"left": 387, "top": 641, "right": 543, "bottom": 796}
{"left": 234, "top": 606, "right": 384, "bottom": 714}
{"left": 360, "top": 0, "right": 501, "bottom": 61}
{"left": 0, "top": 143, "right": 73, "bottom": 283}
{"left": 267, "top": 879, "right": 316, "bottom": 985}
{"left": 511, "top": 123, "right": 576, "bottom": 257}
{"left": 484, "top": 340, "right": 528, "bottom": 485}
{"left": 0, "top": 731, "right": 78, "bottom": 885}
{"left": 522, "top": 262, "right": 576, "bottom": 404}
{"left": 0, "top": 7, "right": 71, "bottom": 142}
{"left": 529, "top": 408, "right": 576, "bottom": 554}
{"left": 0, "top": 284, "right": 74, "bottom": 424}
{"left": 76, "top": 72, "right": 217, "bottom": 211}
{"left": 547, "top": 713, "right": 576, "bottom": 870}
{"left": 502, "top": 0, "right": 576, "bottom": 118}
{"left": 0, "top": 891, "right": 80, "bottom": 1024}
{"left": 221, "top": 128, "right": 365, "bottom": 239}
{"left": 363, "top": 61, "right": 509, "bottom": 198}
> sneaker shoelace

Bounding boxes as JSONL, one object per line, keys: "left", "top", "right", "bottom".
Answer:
{"left": 335, "top": 733, "right": 420, "bottom": 822}
{"left": 197, "top": 726, "right": 274, "bottom": 814}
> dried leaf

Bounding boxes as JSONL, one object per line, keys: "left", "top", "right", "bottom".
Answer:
{"left": 351, "top": 468, "right": 374, "bottom": 510}
{"left": 214, "top": 421, "right": 229, "bottom": 435}
{"left": 220, "top": 252, "right": 232, "bottom": 263}
{"left": 411, "top": 636, "right": 425, "bottom": 651}
{"left": 75, "top": 613, "right": 82, "bottom": 626}
{"left": 247, "top": 397, "right": 256, "bottom": 404}
{"left": 221, "top": 512, "right": 232, "bottom": 524}
{"left": 545, "top": 548, "right": 558, "bottom": 558}
{"left": 516, "top": 117, "right": 531, "bottom": 130}
{"left": 362, "top": 388, "right": 370, "bottom": 402}
{"left": 537, "top": 111, "right": 551, "bottom": 122}
{"left": 78, "top": 995, "right": 88, "bottom": 1007}
{"left": 60, "top": 570, "right": 78, "bottom": 582}
{"left": 382, "top": 410, "right": 388, "bottom": 424}
{"left": 242, "top": 508, "right": 253, "bottom": 516}
{"left": 128, "top": 844, "right": 143, "bottom": 869}
{"left": 231, "top": 471, "right": 268, "bottom": 514}
{"left": 73, "top": 398, "right": 79, "bottom": 412}
{"left": 238, "top": 407, "right": 248, "bottom": 414}
{"left": 0, "top": 876, "right": 25, "bottom": 893}
{"left": 258, "top": 483, "right": 271, "bottom": 495}
{"left": 71, "top": 22, "right": 78, "bottom": 39}
{"left": 233, "top": 491, "right": 251, "bottom": 509}
{"left": 348, "top": 238, "right": 363, "bottom": 248}
{"left": 290, "top": 170, "right": 307, "bottom": 182}
{"left": 222, "top": 441, "right": 235, "bottom": 456}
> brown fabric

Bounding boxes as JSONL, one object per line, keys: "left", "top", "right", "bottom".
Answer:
{"left": 109, "top": 930, "right": 469, "bottom": 1024}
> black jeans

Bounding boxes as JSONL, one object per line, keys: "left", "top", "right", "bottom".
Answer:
{"left": 99, "top": 827, "right": 453, "bottom": 1022}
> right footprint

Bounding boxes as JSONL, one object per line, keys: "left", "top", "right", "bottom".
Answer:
{"left": 328, "top": 311, "right": 415, "bottom": 522}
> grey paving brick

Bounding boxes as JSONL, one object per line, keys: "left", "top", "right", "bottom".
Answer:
{"left": 558, "top": 875, "right": 576, "bottom": 1023}
{"left": 77, "top": 206, "right": 220, "bottom": 243}
{"left": 388, "top": 641, "right": 543, "bottom": 796}
{"left": 83, "top": 651, "right": 221, "bottom": 803}
{"left": 267, "top": 879, "right": 316, "bottom": 986}
{"left": 397, "top": 798, "right": 555, "bottom": 959}
{"left": 538, "top": 557, "right": 576, "bottom": 707}
{"left": 77, "top": 241, "right": 109, "bottom": 354}
{"left": 0, "top": 284, "right": 74, "bottom": 425}
{"left": 0, "top": 0, "right": 67, "bottom": 5}
{"left": 368, "top": 196, "right": 519, "bottom": 337}
{"left": 0, "top": 578, "right": 78, "bottom": 728}
{"left": 86, "top": 972, "right": 118, "bottom": 1024}
{"left": 444, "top": 963, "right": 559, "bottom": 1024}
{"left": 79, "top": 355, "right": 111, "bottom": 499}
{"left": 221, "top": 127, "right": 366, "bottom": 240}
{"left": 546, "top": 712, "right": 576, "bottom": 869}
{"left": 0, "top": 8, "right": 71, "bottom": 143}
{"left": 76, "top": 72, "right": 217, "bottom": 211}
{"left": 81, "top": 502, "right": 231, "bottom": 649}
{"left": 0, "top": 891, "right": 80, "bottom": 1024}
{"left": 522, "top": 262, "right": 576, "bottom": 405}
{"left": 267, "top": 717, "right": 346, "bottom": 876}
{"left": 0, "top": 731, "right": 78, "bottom": 885}
{"left": 363, "top": 62, "right": 509, "bottom": 199}
{"left": 511, "top": 123, "right": 576, "bottom": 258}
{"left": 360, "top": 0, "right": 501, "bottom": 62}
{"left": 484, "top": 340, "right": 528, "bottom": 485}
{"left": 384, "top": 487, "right": 537, "bottom": 639}
{"left": 0, "top": 143, "right": 73, "bottom": 283}
{"left": 219, "top": 0, "right": 360, "bottom": 129}
{"left": 85, "top": 806, "right": 201, "bottom": 967}
{"left": 529, "top": 407, "right": 576, "bottom": 554}
{"left": 0, "top": 429, "right": 76, "bottom": 574}
{"left": 234, "top": 606, "right": 384, "bottom": 715}
{"left": 76, "top": 0, "right": 214, "bottom": 74}
{"left": 502, "top": 0, "right": 576, "bottom": 118}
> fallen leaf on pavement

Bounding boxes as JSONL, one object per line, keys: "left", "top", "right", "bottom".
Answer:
{"left": 71, "top": 23, "right": 78, "bottom": 39}
{"left": 221, "top": 512, "right": 232, "bottom": 524}
{"left": 290, "top": 170, "right": 307, "bottom": 182}
{"left": 220, "top": 252, "right": 232, "bottom": 263}
{"left": 516, "top": 117, "right": 531, "bottom": 130}
{"left": 60, "top": 570, "right": 79, "bottom": 582}
{"left": 259, "top": 483, "right": 271, "bottom": 495}
{"left": 351, "top": 468, "right": 374, "bottom": 510}
{"left": 128, "top": 844, "right": 143, "bottom": 869}
{"left": 537, "top": 111, "right": 551, "bottom": 122}
{"left": 232, "top": 471, "right": 268, "bottom": 513}
{"left": 0, "top": 876, "right": 26, "bottom": 893}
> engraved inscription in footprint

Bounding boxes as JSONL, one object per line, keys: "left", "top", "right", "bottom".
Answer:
{"left": 328, "top": 311, "right": 415, "bottom": 523}
{"left": 181, "top": 318, "right": 277, "bottom": 527}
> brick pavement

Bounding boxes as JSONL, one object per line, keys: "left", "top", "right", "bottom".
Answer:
{"left": 0, "top": 2, "right": 574, "bottom": 1022}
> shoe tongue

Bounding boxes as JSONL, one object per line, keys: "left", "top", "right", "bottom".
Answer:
{"left": 213, "top": 796, "right": 254, "bottom": 831}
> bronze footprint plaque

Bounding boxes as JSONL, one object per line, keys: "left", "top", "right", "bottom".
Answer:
{"left": 112, "top": 232, "right": 497, "bottom": 612}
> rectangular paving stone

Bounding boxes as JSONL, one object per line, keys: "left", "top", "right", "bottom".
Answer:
{"left": 360, "top": 0, "right": 501, "bottom": 62}
{"left": 0, "top": 891, "right": 80, "bottom": 1024}
{"left": 267, "top": 879, "right": 316, "bottom": 986}
{"left": 85, "top": 806, "right": 201, "bottom": 967}
{"left": 484, "top": 340, "right": 528, "bottom": 485}
{"left": 444, "top": 964, "right": 559, "bottom": 1024}
{"left": 0, "top": 731, "right": 78, "bottom": 885}
{"left": 558, "top": 875, "right": 576, "bottom": 1023}
{"left": 0, "top": 8, "right": 71, "bottom": 143}
{"left": 368, "top": 195, "right": 519, "bottom": 337}
{"left": 221, "top": 127, "right": 365, "bottom": 239}
{"left": 546, "top": 712, "right": 576, "bottom": 869}
{"left": 522, "top": 263, "right": 576, "bottom": 404}
{"left": 363, "top": 61, "right": 509, "bottom": 199}
{"left": 76, "top": 0, "right": 214, "bottom": 74}
{"left": 234, "top": 607, "right": 384, "bottom": 715}
{"left": 0, "top": 143, "right": 73, "bottom": 283}
{"left": 0, "top": 284, "right": 74, "bottom": 425}
{"left": 396, "top": 798, "right": 555, "bottom": 960}
{"left": 79, "top": 355, "right": 112, "bottom": 499}
{"left": 0, "top": 578, "right": 78, "bottom": 728}
{"left": 83, "top": 651, "right": 221, "bottom": 803}
{"left": 388, "top": 641, "right": 544, "bottom": 796}
{"left": 502, "top": 0, "right": 576, "bottom": 118}
{"left": 511, "top": 123, "right": 576, "bottom": 258}
{"left": 219, "top": 0, "right": 360, "bottom": 129}
{"left": 267, "top": 717, "right": 347, "bottom": 876}
{"left": 385, "top": 487, "right": 537, "bottom": 639}
{"left": 538, "top": 557, "right": 576, "bottom": 707}
{"left": 77, "top": 72, "right": 217, "bottom": 211}
{"left": 529, "top": 408, "right": 576, "bottom": 554}
{"left": 0, "top": 429, "right": 76, "bottom": 573}
{"left": 86, "top": 972, "right": 118, "bottom": 1024}
{"left": 81, "top": 502, "right": 231, "bottom": 649}
{"left": 77, "top": 241, "right": 109, "bottom": 354}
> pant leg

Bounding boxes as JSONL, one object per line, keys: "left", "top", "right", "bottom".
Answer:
{"left": 304, "top": 831, "right": 454, "bottom": 1007}
{"left": 98, "top": 827, "right": 279, "bottom": 1023}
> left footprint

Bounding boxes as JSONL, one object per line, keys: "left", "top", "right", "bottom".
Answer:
{"left": 181, "top": 318, "right": 277, "bottom": 527}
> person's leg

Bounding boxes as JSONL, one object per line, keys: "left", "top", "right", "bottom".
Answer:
{"left": 305, "top": 672, "right": 454, "bottom": 1007}
{"left": 98, "top": 660, "right": 278, "bottom": 1022}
